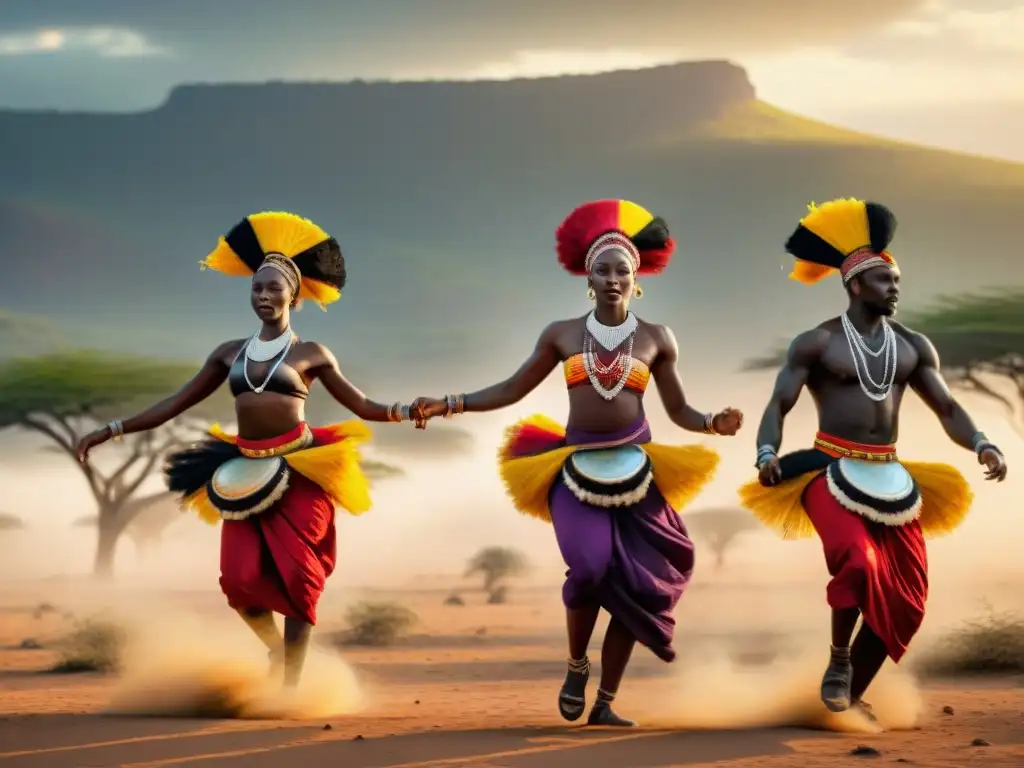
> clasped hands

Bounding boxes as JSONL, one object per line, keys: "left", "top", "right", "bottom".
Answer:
{"left": 396, "top": 395, "right": 463, "bottom": 429}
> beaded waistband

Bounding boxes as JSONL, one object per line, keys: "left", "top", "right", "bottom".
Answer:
{"left": 814, "top": 431, "right": 897, "bottom": 462}
{"left": 236, "top": 423, "right": 314, "bottom": 459}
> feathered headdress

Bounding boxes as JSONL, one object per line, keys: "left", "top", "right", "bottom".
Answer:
{"left": 785, "top": 198, "right": 899, "bottom": 285}
{"left": 200, "top": 211, "right": 347, "bottom": 310}
{"left": 555, "top": 199, "right": 675, "bottom": 276}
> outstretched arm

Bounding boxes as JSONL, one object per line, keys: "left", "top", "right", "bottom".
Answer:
{"left": 756, "top": 329, "right": 827, "bottom": 454}
{"left": 77, "top": 340, "right": 237, "bottom": 461}
{"left": 650, "top": 325, "right": 738, "bottom": 433}
{"left": 119, "top": 340, "right": 237, "bottom": 436}
{"left": 459, "top": 323, "right": 562, "bottom": 413}
{"left": 308, "top": 343, "right": 396, "bottom": 422}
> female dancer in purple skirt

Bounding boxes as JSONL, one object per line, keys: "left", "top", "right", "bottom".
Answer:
{"left": 413, "top": 199, "right": 743, "bottom": 726}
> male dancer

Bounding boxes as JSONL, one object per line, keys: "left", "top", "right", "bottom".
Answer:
{"left": 741, "top": 198, "right": 1007, "bottom": 715}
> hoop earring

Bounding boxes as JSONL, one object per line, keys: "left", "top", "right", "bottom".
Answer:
{"left": 587, "top": 286, "right": 596, "bottom": 301}
{"left": 634, "top": 283, "right": 644, "bottom": 298}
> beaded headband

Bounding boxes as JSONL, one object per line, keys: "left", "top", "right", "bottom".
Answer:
{"left": 840, "top": 249, "right": 897, "bottom": 283}
{"left": 584, "top": 232, "right": 641, "bottom": 274}
{"left": 255, "top": 253, "right": 302, "bottom": 295}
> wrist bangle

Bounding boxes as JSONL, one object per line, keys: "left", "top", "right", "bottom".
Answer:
{"left": 702, "top": 413, "right": 718, "bottom": 435}
{"left": 107, "top": 420, "right": 124, "bottom": 441}
{"left": 970, "top": 431, "right": 988, "bottom": 452}
{"left": 755, "top": 444, "right": 777, "bottom": 468}
{"left": 388, "top": 403, "right": 403, "bottom": 422}
{"left": 443, "top": 394, "right": 466, "bottom": 418}
{"left": 400, "top": 405, "right": 411, "bottom": 422}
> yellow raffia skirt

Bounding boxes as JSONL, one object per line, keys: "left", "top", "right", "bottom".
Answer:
{"left": 497, "top": 414, "right": 720, "bottom": 523}
{"left": 738, "top": 459, "right": 974, "bottom": 541}
{"left": 167, "top": 420, "right": 373, "bottom": 525}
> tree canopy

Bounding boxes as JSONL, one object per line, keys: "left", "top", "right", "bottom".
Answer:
{"left": 465, "top": 546, "right": 529, "bottom": 600}
{"left": 685, "top": 507, "right": 762, "bottom": 569}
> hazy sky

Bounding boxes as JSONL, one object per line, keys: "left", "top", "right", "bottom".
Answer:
{"left": 1, "top": 0, "right": 1021, "bottom": 160}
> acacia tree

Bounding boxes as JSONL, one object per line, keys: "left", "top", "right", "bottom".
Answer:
{"left": 743, "top": 288, "right": 1024, "bottom": 437}
{"left": 685, "top": 507, "right": 762, "bottom": 569}
{"left": 0, "top": 351, "right": 211, "bottom": 576}
{"left": 464, "top": 546, "right": 529, "bottom": 603}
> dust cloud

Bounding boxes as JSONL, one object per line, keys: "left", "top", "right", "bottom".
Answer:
{"left": 104, "top": 611, "right": 363, "bottom": 720}
{"left": 647, "top": 639, "right": 922, "bottom": 734}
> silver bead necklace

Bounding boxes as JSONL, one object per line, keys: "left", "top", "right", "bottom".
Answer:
{"left": 840, "top": 312, "right": 897, "bottom": 402}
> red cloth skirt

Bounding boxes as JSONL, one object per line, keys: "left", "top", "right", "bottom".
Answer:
{"left": 218, "top": 425, "right": 341, "bottom": 625}
{"left": 804, "top": 474, "right": 928, "bottom": 661}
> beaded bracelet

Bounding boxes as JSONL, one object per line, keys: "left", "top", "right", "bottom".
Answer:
{"left": 702, "top": 413, "right": 718, "bottom": 435}
{"left": 443, "top": 394, "right": 466, "bottom": 419}
{"left": 755, "top": 444, "right": 777, "bottom": 468}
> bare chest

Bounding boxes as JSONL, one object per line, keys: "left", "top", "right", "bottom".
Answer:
{"left": 818, "top": 332, "right": 918, "bottom": 385}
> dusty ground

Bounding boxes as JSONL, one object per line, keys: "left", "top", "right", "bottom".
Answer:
{"left": 0, "top": 582, "right": 1021, "bottom": 768}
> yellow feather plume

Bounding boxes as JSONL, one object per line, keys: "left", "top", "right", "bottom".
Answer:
{"left": 200, "top": 238, "right": 253, "bottom": 276}
{"left": 800, "top": 198, "right": 871, "bottom": 257}
{"left": 297, "top": 279, "right": 342, "bottom": 311}
{"left": 248, "top": 211, "right": 330, "bottom": 259}
{"left": 789, "top": 260, "right": 837, "bottom": 285}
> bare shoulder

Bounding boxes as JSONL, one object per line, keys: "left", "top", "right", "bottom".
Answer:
{"left": 209, "top": 338, "right": 247, "bottom": 365}
{"left": 889, "top": 320, "right": 937, "bottom": 361}
{"left": 294, "top": 339, "right": 335, "bottom": 365}
{"left": 788, "top": 325, "right": 832, "bottom": 364}
{"left": 636, "top": 317, "right": 675, "bottom": 346}
{"left": 540, "top": 317, "right": 582, "bottom": 343}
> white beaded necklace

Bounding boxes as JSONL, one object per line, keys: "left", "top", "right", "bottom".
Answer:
{"left": 585, "top": 311, "right": 637, "bottom": 351}
{"left": 840, "top": 312, "right": 897, "bottom": 402}
{"left": 246, "top": 328, "right": 294, "bottom": 362}
{"left": 242, "top": 329, "right": 296, "bottom": 395}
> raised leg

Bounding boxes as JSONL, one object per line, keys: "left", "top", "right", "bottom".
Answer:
{"left": 821, "top": 607, "right": 859, "bottom": 712}
{"left": 587, "top": 618, "right": 637, "bottom": 727}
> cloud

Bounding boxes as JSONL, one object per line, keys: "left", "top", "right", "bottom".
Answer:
{"left": 850, "top": 0, "right": 1024, "bottom": 64}
{"left": 0, "top": 26, "right": 166, "bottom": 58}
{"left": 1, "top": 1, "right": 928, "bottom": 68}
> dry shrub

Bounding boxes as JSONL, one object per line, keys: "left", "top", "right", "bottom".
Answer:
{"left": 50, "top": 617, "right": 127, "bottom": 674}
{"left": 916, "top": 610, "right": 1024, "bottom": 678}
{"left": 334, "top": 601, "right": 417, "bottom": 647}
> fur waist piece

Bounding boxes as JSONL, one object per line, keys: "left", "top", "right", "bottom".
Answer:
{"left": 825, "top": 458, "right": 921, "bottom": 526}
